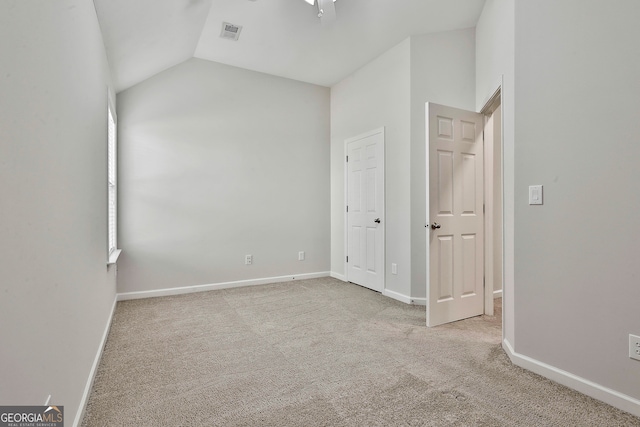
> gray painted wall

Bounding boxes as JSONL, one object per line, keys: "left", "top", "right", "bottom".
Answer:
{"left": 410, "top": 28, "right": 477, "bottom": 300}
{"left": 116, "top": 58, "right": 330, "bottom": 294}
{"left": 0, "top": 0, "right": 117, "bottom": 422}
{"left": 330, "top": 39, "right": 412, "bottom": 297}
{"left": 4, "top": 0, "right": 638, "bottom": 420}
{"left": 331, "top": 32, "right": 477, "bottom": 302}
{"left": 514, "top": 0, "right": 640, "bottom": 401}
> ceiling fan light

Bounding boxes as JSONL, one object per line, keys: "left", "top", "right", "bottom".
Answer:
{"left": 303, "top": 0, "right": 336, "bottom": 5}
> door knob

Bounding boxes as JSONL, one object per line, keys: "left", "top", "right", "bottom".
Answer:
{"left": 431, "top": 223, "right": 441, "bottom": 229}
{"left": 374, "top": 218, "right": 381, "bottom": 224}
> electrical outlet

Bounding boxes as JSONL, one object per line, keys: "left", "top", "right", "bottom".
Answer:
{"left": 630, "top": 334, "right": 640, "bottom": 361}
{"left": 391, "top": 263, "right": 397, "bottom": 275}
{"left": 245, "top": 255, "right": 252, "bottom": 265}
{"left": 298, "top": 251, "right": 305, "bottom": 261}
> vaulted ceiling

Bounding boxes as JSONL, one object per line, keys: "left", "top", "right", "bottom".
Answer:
{"left": 93, "top": 0, "right": 486, "bottom": 93}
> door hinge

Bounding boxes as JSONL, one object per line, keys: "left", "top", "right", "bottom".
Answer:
{"left": 483, "top": 204, "right": 485, "bottom": 214}
{"left": 346, "top": 256, "right": 349, "bottom": 263}
{"left": 346, "top": 205, "right": 349, "bottom": 212}
{"left": 346, "top": 155, "right": 349, "bottom": 162}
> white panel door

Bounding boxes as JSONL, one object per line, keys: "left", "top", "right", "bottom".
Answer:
{"left": 346, "top": 129, "right": 384, "bottom": 292}
{"left": 427, "top": 103, "right": 484, "bottom": 327}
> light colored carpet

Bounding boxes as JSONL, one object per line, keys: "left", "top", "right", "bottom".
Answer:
{"left": 82, "top": 277, "right": 640, "bottom": 426}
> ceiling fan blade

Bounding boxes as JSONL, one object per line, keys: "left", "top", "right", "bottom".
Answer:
{"left": 317, "top": 0, "right": 336, "bottom": 27}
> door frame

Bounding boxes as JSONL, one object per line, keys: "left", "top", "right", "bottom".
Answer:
{"left": 481, "top": 87, "right": 503, "bottom": 317}
{"left": 480, "top": 83, "right": 505, "bottom": 336}
{"left": 344, "top": 127, "right": 386, "bottom": 291}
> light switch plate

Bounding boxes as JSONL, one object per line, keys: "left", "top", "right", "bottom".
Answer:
{"left": 529, "top": 185, "right": 543, "bottom": 205}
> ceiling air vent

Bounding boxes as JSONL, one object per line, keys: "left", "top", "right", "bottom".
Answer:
{"left": 220, "top": 22, "right": 242, "bottom": 41}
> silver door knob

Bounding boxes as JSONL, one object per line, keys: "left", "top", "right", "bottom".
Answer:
{"left": 431, "top": 223, "right": 441, "bottom": 229}
{"left": 374, "top": 218, "right": 381, "bottom": 224}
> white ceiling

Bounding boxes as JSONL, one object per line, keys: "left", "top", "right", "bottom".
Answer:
{"left": 93, "top": 0, "right": 486, "bottom": 93}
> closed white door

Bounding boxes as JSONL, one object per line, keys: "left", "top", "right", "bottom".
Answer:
{"left": 346, "top": 129, "right": 384, "bottom": 292}
{"left": 427, "top": 103, "right": 484, "bottom": 327}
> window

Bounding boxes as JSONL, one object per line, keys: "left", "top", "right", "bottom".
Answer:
{"left": 107, "top": 101, "right": 120, "bottom": 264}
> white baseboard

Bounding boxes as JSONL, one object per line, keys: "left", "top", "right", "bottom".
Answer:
{"left": 382, "top": 289, "right": 426, "bottom": 306}
{"left": 330, "top": 272, "right": 346, "bottom": 282}
{"left": 329, "top": 275, "right": 426, "bottom": 306}
{"left": 74, "top": 295, "right": 118, "bottom": 427}
{"left": 117, "top": 272, "right": 331, "bottom": 301}
{"left": 493, "top": 289, "right": 503, "bottom": 298}
{"left": 502, "top": 339, "right": 640, "bottom": 418}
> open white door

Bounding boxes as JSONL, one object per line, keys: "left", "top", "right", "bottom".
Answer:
{"left": 346, "top": 129, "right": 384, "bottom": 292}
{"left": 427, "top": 103, "right": 484, "bottom": 327}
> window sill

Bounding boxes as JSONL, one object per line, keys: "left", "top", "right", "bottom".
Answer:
{"left": 108, "top": 249, "right": 122, "bottom": 265}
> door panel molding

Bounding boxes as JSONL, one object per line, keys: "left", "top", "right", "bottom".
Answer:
{"left": 427, "top": 103, "right": 484, "bottom": 327}
{"left": 344, "top": 128, "right": 385, "bottom": 292}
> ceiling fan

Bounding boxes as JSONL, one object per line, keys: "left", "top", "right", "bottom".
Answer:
{"left": 303, "top": 0, "right": 337, "bottom": 26}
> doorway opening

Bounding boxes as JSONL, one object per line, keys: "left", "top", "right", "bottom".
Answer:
{"left": 481, "top": 89, "right": 503, "bottom": 318}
